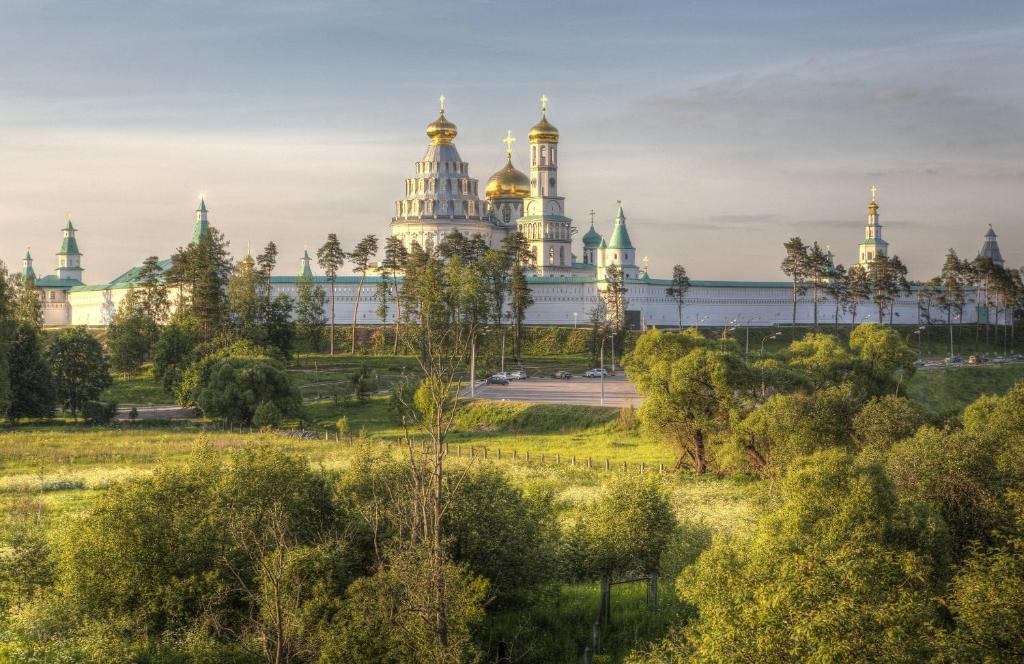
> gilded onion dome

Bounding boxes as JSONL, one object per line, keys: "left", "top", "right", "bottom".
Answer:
{"left": 426, "top": 111, "right": 457, "bottom": 144}
{"left": 528, "top": 113, "right": 559, "bottom": 143}
{"left": 485, "top": 157, "right": 530, "bottom": 199}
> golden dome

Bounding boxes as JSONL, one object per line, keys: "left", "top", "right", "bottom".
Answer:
{"left": 485, "top": 158, "right": 530, "bottom": 199}
{"left": 528, "top": 113, "right": 559, "bottom": 143}
{"left": 426, "top": 112, "right": 457, "bottom": 144}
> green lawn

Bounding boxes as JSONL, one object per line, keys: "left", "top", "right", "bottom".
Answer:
{"left": 906, "top": 363, "right": 1024, "bottom": 418}
{"left": 100, "top": 368, "right": 175, "bottom": 405}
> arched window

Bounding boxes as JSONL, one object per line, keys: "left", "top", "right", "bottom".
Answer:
{"left": 559, "top": 246, "right": 565, "bottom": 264}
{"left": 502, "top": 207, "right": 511, "bottom": 224}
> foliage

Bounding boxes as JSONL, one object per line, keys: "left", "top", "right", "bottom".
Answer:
{"left": 852, "top": 394, "right": 923, "bottom": 453}
{"left": 295, "top": 275, "right": 326, "bottom": 353}
{"left": 252, "top": 400, "right": 283, "bottom": 429}
{"left": 665, "top": 265, "right": 690, "bottom": 329}
{"left": 106, "top": 296, "right": 160, "bottom": 376}
{"left": 570, "top": 474, "right": 676, "bottom": 580}
{"left": 46, "top": 327, "right": 113, "bottom": 418}
{"left": 849, "top": 322, "right": 917, "bottom": 393}
{"left": 656, "top": 450, "right": 948, "bottom": 663}
{"left": 316, "top": 233, "right": 345, "bottom": 355}
{"left": 166, "top": 227, "right": 233, "bottom": 338}
{"left": 195, "top": 356, "right": 302, "bottom": 424}
{"left": 323, "top": 544, "right": 488, "bottom": 663}
{"left": 82, "top": 400, "right": 118, "bottom": 424}
{"left": 5, "top": 320, "right": 55, "bottom": 421}
{"left": 348, "top": 234, "right": 378, "bottom": 354}
{"left": 153, "top": 317, "right": 202, "bottom": 395}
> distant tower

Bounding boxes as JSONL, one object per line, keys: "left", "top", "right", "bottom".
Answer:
{"left": 56, "top": 215, "right": 84, "bottom": 282}
{"left": 21, "top": 248, "right": 35, "bottom": 281}
{"left": 581, "top": 210, "right": 603, "bottom": 265}
{"left": 192, "top": 197, "right": 210, "bottom": 244}
{"left": 299, "top": 249, "right": 314, "bottom": 279}
{"left": 977, "top": 225, "right": 1004, "bottom": 267}
{"left": 519, "top": 95, "right": 573, "bottom": 274}
{"left": 600, "top": 203, "right": 639, "bottom": 279}
{"left": 858, "top": 186, "right": 888, "bottom": 267}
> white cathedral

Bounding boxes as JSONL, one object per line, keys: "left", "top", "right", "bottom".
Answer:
{"left": 20, "top": 98, "right": 1005, "bottom": 329}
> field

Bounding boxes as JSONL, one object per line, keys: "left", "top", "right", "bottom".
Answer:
{"left": 906, "top": 363, "right": 1024, "bottom": 418}
{"left": 0, "top": 414, "right": 753, "bottom": 662}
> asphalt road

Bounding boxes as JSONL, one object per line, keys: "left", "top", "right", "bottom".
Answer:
{"left": 469, "top": 374, "right": 643, "bottom": 408}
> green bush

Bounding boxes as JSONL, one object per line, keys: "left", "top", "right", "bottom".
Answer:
{"left": 82, "top": 400, "right": 118, "bottom": 425}
{"left": 251, "top": 400, "right": 282, "bottom": 429}
{"left": 195, "top": 356, "right": 302, "bottom": 425}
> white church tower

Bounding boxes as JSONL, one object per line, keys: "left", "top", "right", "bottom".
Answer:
{"left": 519, "top": 96, "right": 574, "bottom": 275}
{"left": 56, "top": 215, "right": 84, "bottom": 282}
{"left": 858, "top": 185, "right": 888, "bottom": 267}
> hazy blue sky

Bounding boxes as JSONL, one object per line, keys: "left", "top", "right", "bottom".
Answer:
{"left": 2, "top": 0, "right": 1022, "bottom": 281}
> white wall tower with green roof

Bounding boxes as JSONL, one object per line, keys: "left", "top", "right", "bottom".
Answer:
{"left": 599, "top": 203, "right": 639, "bottom": 279}
{"left": 56, "top": 215, "right": 84, "bottom": 282}
{"left": 192, "top": 198, "right": 210, "bottom": 244}
{"left": 22, "top": 249, "right": 36, "bottom": 281}
{"left": 858, "top": 186, "right": 888, "bottom": 267}
{"left": 518, "top": 96, "right": 575, "bottom": 275}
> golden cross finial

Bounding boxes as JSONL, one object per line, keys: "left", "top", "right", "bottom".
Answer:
{"left": 589, "top": 209, "right": 595, "bottom": 225}
{"left": 66, "top": 212, "right": 72, "bottom": 222}
{"left": 540, "top": 94, "right": 548, "bottom": 113}
{"left": 439, "top": 94, "right": 445, "bottom": 114}
{"left": 870, "top": 185, "right": 877, "bottom": 203}
{"left": 502, "top": 130, "right": 516, "bottom": 159}
{"left": 643, "top": 256, "right": 650, "bottom": 271}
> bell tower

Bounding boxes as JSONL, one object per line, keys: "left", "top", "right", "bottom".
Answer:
{"left": 519, "top": 95, "right": 574, "bottom": 274}
{"left": 858, "top": 186, "right": 889, "bottom": 267}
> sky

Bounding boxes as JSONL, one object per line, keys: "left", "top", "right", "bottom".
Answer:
{"left": 1, "top": 0, "right": 1022, "bottom": 282}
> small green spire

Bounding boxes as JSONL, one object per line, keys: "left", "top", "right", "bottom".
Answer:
{"left": 299, "top": 249, "right": 314, "bottom": 279}
{"left": 198, "top": 197, "right": 207, "bottom": 213}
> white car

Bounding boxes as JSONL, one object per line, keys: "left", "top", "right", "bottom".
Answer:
{"left": 509, "top": 370, "right": 527, "bottom": 380}
{"left": 491, "top": 371, "right": 513, "bottom": 381}
{"left": 583, "top": 368, "right": 609, "bottom": 378}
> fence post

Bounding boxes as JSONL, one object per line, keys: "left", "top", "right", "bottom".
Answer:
{"left": 457, "top": 444, "right": 461, "bottom": 457}
{"left": 526, "top": 450, "right": 530, "bottom": 463}
{"left": 483, "top": 447, "right": 488, "bottom": 459}
{"left": 512, "top": 449, "right": 517, "bottom": 461}
{"left": 497, "top": 448, "right": 502, "bottom": 460}
{"left": 572, "top": 455, "right": 576, "bottom": 466}
{"left": 605, "top": 458, "right": 610, "bottom": 471}
{"left": 541, "top": 453, "right": 545, "bottom": 463}
{"left": 556, "top": 453, "right": 560, "bottom": 465}
{"left": 622, "top": 461, "right": 627, "bottom": 472}
{"left": 641, "top": 461, "right": 645, "bottom": 474}
{"left": 659, "top": 463, "right": 664, "bottom": 473}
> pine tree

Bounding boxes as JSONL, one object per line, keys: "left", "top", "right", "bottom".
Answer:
{"left": 349, "top": 234, "right": 379, "bottom": 354}
{"left": 666, "top": 264, "right": 691, "bottom": 330}
{"left": 316, "top": 234, "right": 345, "bottom": 355}
{"left": 781, "top": 237, "right": 809, "bottom": 334}
{"left": 296, "top": 275, "right": 327, "bottom": 353}
{"left": 376, "top": 236, "right": 409, "bottom": 354}
{"left": 6, "top": 320, "right": 55, "bottom": 422}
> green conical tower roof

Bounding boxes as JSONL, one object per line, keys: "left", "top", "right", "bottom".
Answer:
{"left": 58, "top": 218, "right": 81, "bottom": 256}
{"left": 606, "top": 205, "right": 634, "bottom": 250}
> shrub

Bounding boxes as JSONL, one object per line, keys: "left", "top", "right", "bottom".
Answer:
{"left": 336, "top": 416, "right": 350, "bottom": 436}
{"left": 251, "top": 400, "right": 282, "bottom": 429}
{"left": 194, "top": 356, "right": 302, "bottom": 425}
{"left": 82, "top": 400, "right": 117, "bottom": 425}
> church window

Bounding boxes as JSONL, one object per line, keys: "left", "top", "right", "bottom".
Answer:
{"left": 559, "top": 246, "right": 565, "bottom": 264}
{"left": 539, "top": 146, "right": 546, "bottom": 165}
{"left": 502, "top": 207, "right": 511, "bottom": 224}
{"left": 549, "top": 247, "right": 555, "bottom": 264}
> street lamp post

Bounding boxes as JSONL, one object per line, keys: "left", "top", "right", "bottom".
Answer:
{"left": 610, "top": 333, "right": 616, "bottom": 373}
{"left": 573, "top": 312, "right": 578, "bottom": 329}
{"left": 600, "top": 336, "right": 606, "bottom": 406}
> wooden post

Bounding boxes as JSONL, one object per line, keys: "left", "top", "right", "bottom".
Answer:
{"left": 641, "top": 461, "right": 646, "bottom": 474}
{"left": 483, "top": 447, "right": 488, "bottom": 459}
{"left": 497, "top": 448, "right": 502, "bottom": 460}
{"left": 622, "top": 461, "right": 627, "bottom": 472}
{"left": 587, "top": 457, "right": 592, "bottom": 468}
{"left": 605, "top": 458, "right": 610, "bottom": 471}
{"left": 572, "top": 454, "right": 576, "bottom": 466}
{"left": 513, "top": 449, "right": 517, "bottom": 461}
{"left": 659, "top": 463, "right": 664, "bottom": 473}
{"left": 541, "top": 453, "right": 545, "bottom": 463}
{"left": 556, "top": 453, "right": 560, "bottom": 464}
{"left": 526, "top": 450, "right": 530, "bottom": 462}
{"left": 457, "top": 444, "right": 461, "bottom": 457}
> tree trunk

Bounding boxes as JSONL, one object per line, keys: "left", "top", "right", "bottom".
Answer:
{"left": 352, "top": 276, "right": 365, "bottom": 354}
{"left": 694, "top": 430, "right": 707, "bottom": 474}
{"left": 328, "top": 280, "right": 336, "bottom": 355}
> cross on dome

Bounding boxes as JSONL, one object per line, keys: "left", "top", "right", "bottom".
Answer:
{"left": 540, "top": 94, "right": 548, "bottom": 113}
{"left": 502, "top": 130, "right": 516, "bottom": 158}
{"left": 871, "top": 185, "right": 878, "bottom": 202}
{"left": 439, "top": 94, "right": 445, "bottom": 114}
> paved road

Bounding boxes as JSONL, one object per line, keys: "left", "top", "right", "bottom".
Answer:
{"left": 116, "top": 405, "right": 196, "bottom": 420}
{"left": 469, "top": 375, "right": 643, "bottom": 408}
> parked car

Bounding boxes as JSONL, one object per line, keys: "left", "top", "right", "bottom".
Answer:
{"left": 1012, "top": 353, "right": 1023, "bottom": 361}
{"left": 991, "top": 356, "right": 1009, "bottom": 364}
{"left": 554, "top": 370, "right": 572, "bottom": 379}
{"left": 946, "top": 355, "right": 964, "bottom": 365}
{"left": 486, "top": 375, "right": 510, "bottom": 385}
{"left": 509, "top": 369, "right": 527, "bottom": 380}
{"left": 583, "top": 368, "right": 609, "bottom": 378}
